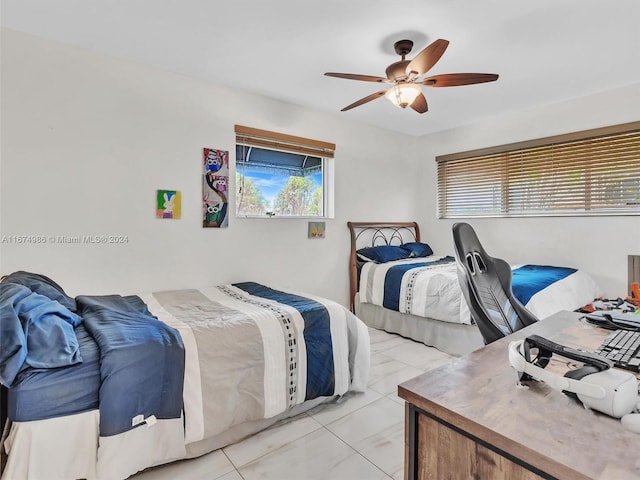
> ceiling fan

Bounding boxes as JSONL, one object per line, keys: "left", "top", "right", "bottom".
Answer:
{"left": 324, "top": 38, "right": 498, "bottom": 114}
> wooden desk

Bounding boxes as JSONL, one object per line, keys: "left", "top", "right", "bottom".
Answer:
{"left": 398, "top": 311, "right": 640, "bottom": 480}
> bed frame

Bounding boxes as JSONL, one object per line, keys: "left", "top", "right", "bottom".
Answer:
{"left": 347, "top": 221, "right": 420, "bottom": 313}
{"left": 0, "top": 274, "right": 370, "bottom": 480}
{"left": 347, "top": 221, "right": 484, "bottom": 356}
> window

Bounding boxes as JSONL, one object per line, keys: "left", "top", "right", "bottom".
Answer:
{"left": 235, "top": 125, "right": 335, "bottom": 218}
{"left": 436, "top": 122, "right": 640, "bottom": 218}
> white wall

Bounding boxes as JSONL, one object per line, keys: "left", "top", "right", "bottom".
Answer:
{"left": 0, "top": 29, "right": 421, "bottom": 306}
{"left": 2, "top": 28, "right": 638, "bottom": 305}
{"left": 415, "top": 84, "right": 640, "bottom": 297}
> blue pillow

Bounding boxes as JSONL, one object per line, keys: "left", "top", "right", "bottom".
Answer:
{"left": 356, "top": 245, "right": 411, "bottom": 263}
{"left": 401, "top": 242, "right": 433, "bottom": 258}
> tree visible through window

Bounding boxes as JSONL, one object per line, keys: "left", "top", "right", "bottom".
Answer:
{"left": 236, "top": 147, "right": 324, "bottom": 217}
{"left": 235, "top": 172, "right": 266, "bottom": 216}
{"left": 235, "top": 125, "right": 335, "bottom": 218}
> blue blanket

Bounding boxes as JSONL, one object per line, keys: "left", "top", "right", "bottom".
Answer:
{"left": 1, "top": 271, "right": 78, "bottom": 312}
{"left": 0, "top": 279, "right": 82, "bottom": 388}
{"left": 1, "top": 272, "right": 185, "bottom": 437}
{"left": 511, "top": 264, "right": 577, "bottom": 305}
{"left": 76, "top": 295, "right": 185, "bottom": 436}
{"left": 234, "top": 282, "right": 334, "bottom": 400}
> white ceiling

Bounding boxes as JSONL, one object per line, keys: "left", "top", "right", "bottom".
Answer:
{"left": 2, "top": 0, "right": 639, "bottom": 137}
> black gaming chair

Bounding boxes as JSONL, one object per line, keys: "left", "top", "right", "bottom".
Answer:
{"left": 452, "top": 222, "right": 538, "bottom": 345}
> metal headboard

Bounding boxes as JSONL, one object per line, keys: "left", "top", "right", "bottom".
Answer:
{"left": 347, "top": 221, "right": 420, "bottom": 312}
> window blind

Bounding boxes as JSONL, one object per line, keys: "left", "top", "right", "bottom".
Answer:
{"left": 234, "top": 125, "right": 335, "bottom": 159}
{"left": 436, "top": 122, "right": 640, "bottom": 218}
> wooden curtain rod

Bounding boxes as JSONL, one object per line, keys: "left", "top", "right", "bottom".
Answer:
{"left": 235, "top": 125, "right": 335, "bottom": 152}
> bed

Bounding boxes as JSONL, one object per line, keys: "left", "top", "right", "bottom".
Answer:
{"left": 0, "top": 271, "right": 370, "bottom": 480}
{"left": 348, "top": 221, "right": 603, "bottom": 356}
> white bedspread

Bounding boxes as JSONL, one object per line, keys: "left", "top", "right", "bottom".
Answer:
{"left": 2, "top": 284, "right": 370, "bottom": 480}
{"left": 359, "top": 257, "right": 603, "bottom": 324}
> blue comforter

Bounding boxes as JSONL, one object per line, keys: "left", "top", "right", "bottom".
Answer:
{"left": 77, "top": 294, "right": 185, "bottom": 436}
{"left": 0, "top": 272, "right": 82, "bottom": 388}
{"left": 511, "top": 264, "right": 577, "bottom": 305}
{"left": 0, "top": 272, "right": 185, "bottom": 437}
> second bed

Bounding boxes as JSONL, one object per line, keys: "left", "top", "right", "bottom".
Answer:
{"left": 348, "top": 221, "right": 603, "bottom": 356}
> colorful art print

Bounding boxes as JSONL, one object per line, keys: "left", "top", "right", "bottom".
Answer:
{"left": 204, "top": 172, "right": 228, "bottom": 194}
{"left": 202, "top": 147, "right": 229, "bottom": 228}
{"left": 203, "top": 184, "right": 228, "bottom": 228}
{"left": 203, "top": 148, "right": 229, "bottom": 174}
{"left": 156, "top": 190, "right": 181, "bottom": 219}
{"left": 308, "top": 221, "right": 325, "bottom": 238}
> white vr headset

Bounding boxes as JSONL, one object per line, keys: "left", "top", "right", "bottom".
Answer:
{"left": 508, "top": 335, "right": 639, "bottom": 422}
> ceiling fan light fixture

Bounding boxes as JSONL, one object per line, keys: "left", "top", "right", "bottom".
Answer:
{"left": 325, "top": 37, "right": 498, "bottom": 114}
{"left": 385, "top": 83, "right": 421, "bottom": 108}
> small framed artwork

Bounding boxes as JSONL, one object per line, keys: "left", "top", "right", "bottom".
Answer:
{"left": 308, "top": 221, "right": 325, "bottom": 239}
{"left": 156, "top": 190, "right": 181, "bottom": 219}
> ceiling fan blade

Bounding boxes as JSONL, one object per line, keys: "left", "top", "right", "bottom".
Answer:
{"left": 324, "top": 72, "right": 390, "bottom": 83}
{"left": 409, "top": 92, "right": 428, "bottom": 113}
{"left": 421, "top": 73, "right": 499, "bottom": 87}
{"left": 340, "top": 91, "right": 387, "bottom": 111}
{"left": 405, "top": 39, "right": 449, "bottom": 77}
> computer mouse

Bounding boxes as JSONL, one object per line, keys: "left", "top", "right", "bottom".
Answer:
{"left": 621, "top": 413, "right": 640, "bottom": 434}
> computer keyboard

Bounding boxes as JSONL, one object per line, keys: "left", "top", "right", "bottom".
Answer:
{"left": 594, "top": 329, "right": 640, "bottom": 372}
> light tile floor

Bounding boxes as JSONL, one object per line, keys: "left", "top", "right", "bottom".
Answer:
{"left": 132, "top": 328, "right": 454, "bottom": 480}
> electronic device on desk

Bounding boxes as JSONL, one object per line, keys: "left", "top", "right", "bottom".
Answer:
{"left": 582, "top": 302, "right": 640, "bottom": 372}
{"left": 581, "top": 295, "right": 638, "bottom": 313}
{"left": 594, "top": 330, "right": 640, "bottom": 372}
{"left": 584, "top": 309, "right": 640, "bottom": 331}
{"left": 508, "top": 335, "right": 640, "bottom": 433}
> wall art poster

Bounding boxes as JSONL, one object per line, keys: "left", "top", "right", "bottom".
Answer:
{"left": 203, "top": 148, "right": 229, "bottom": 228}
{"left": 308, "top": 221, "right": 325, "bottom": 238}
{"left": 156, "top": 190, "right": 181, "bottom": 219}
